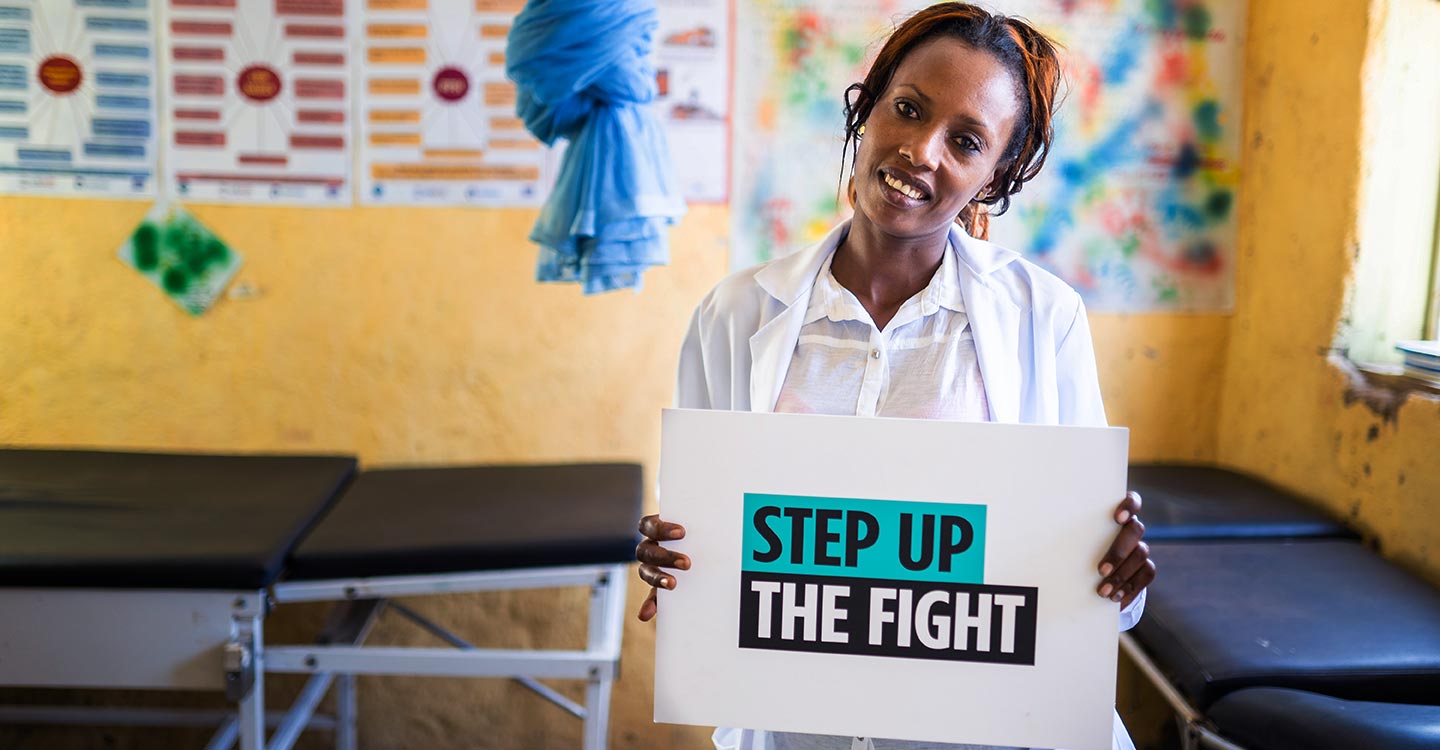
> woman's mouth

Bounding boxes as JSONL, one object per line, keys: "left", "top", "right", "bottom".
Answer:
{"left": 879, "top": 169, "right": 930, "bottom": 203}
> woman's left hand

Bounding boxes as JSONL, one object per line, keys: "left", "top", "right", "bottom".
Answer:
{"left": 1096, "top": 491, "right": 1154, "bottom": 609}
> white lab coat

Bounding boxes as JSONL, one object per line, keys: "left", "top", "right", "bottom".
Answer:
{"left": 678, "top": 219, "right": 1107, "bottom": 428}
{"left": 676, "top": 219, "right": 1144, "bottom": 750}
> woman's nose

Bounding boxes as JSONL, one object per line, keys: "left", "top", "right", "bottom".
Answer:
{"left": 899, "top": 131, "right": 943, "bottom": 170}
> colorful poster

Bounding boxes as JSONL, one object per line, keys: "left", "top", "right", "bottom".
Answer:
{"left": 732, "top": 0, "right": 1244, "bottom": 311}
{"left": 161, "top": 0, "right": 353, "bottom": 204}
{"left": 656, "top": 409, "right": 1128, "bottom": 749}
{"left": 356, "top": 0, "right": 553, "bottom": 206}
{"left": 0, "top": 0, "right": 158, "bottom": 197}
{"left": 656, "top": 0, "right": 730, "bottom": 203}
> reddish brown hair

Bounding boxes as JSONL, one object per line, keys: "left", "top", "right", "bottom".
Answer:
{"left": 842, "top": 3, "right": 1063, "bottom": 240}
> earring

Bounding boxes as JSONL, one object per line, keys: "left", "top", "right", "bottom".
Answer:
{"left": 857, "top": 125, "right": 865, "bottom": 137}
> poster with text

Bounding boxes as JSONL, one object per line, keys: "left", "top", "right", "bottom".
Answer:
{"left": 656, "top": 0, "right": 729, "bottom": 203}
{"left": 356, "top": 0, "right": 553, "bottom": 206}
{"left": 161, "top": 0, "right": 353, "bottom": 204}
{"left": 732, "top": 0, "right": 1243, "bottom": 311}
{"left": 656, "top": 409, "right": 1128, "bottom": 750}
{"left": 0, "top": 0, "right": 158, "bottom": 197}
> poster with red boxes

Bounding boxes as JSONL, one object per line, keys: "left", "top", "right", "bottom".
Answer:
{"left": 161, "top": 0, "right": 352, "bottom": 204}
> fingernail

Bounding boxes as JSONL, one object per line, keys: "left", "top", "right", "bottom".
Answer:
{"left": 677, "top": 558, "right": 690, "bottom": 570}
{"left": 668, "top": 528, "right": 684, "bottom": 539}
{"left": 1112, "top": 593, "right": 1124, "bottom": 602}
{"left": 1099, "top": 563, "right": 1114, "bottom": 577}
{"left": 1099, "top": 583, "right": 1113, "bottom": 597}
{"left": 660, "top": 577, "right": 671, "bottom": 589}
{"left": 1116, "top": 510, "right": 1131, "bottom": 524}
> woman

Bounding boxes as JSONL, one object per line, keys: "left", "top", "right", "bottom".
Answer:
{"left": 637, "top": 4, "right": 1155, "bottom": 749}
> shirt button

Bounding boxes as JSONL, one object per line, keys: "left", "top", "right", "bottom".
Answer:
{"left": 871, "top": 349, "right": 880, "bottom": 359}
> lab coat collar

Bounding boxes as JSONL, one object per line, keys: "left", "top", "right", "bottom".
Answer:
{"left": 753, "top": 220, "right": 1020, "bottom": 302}
{"left": 749, "top": 220, "right": 1022, "bottom": 420}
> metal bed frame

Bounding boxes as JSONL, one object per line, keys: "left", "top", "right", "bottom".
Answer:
{"left": 1119, "top": 632, "right": 1247, "bottom": 750}
{"left": 0, "top": 562, "right": 629, "bottom": 750}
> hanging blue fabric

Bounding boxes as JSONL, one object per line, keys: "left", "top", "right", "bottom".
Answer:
{"left": 506, "top": 0, "right": 686, "bottom": 294}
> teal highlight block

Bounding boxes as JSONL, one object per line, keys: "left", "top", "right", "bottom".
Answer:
{"left": 741, "top": 493, "right": 987, "bottom": 584}
{"left": 0, "top": 7, "right": 32, "bottom": 20}
{"left": 0, "top": 99, "right": 24, "bottom": 114}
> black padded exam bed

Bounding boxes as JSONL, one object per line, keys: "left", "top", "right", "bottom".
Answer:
{"left": 1120, "top": 464, "right": 1440, "bottom": 750}
{"left": 288, "top": 463, "right": 643, "bottom": 581}
{"left": 0, "top": 448, "right": 641, "bottom": 750}
{"left": 1207, "top": 688, "right": 1440, "bottom": 750}
{"left": 1135, "top": 540, "right": 1440, "bottom": 710}
{"left": 0, "top": 448, "right": 357, "bottom": 589}
{"left": 1127, "top": 463, "right": 1355, "bottom": 542}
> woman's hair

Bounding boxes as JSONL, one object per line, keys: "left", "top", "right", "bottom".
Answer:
{"left": 841, "top": 3, "right": 1063, "bottom": 240}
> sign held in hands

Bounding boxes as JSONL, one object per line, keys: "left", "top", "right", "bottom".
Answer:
{"left": 655, "top": 409, "right": 1128, "bottom": 750}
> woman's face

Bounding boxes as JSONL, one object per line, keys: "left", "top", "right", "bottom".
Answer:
{"left": 852, "top": 37, "right": 1022, "bottom": 241}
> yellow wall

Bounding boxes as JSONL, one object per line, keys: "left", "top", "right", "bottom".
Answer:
{"left": 1215, "top": 0, "right": 1440, "bottom": 587}
{"left": 2, "top": 0, "right": 1439, "bottom": 746}
{"left": 1218, "top": 0, "right": 1440, "bottom": 589}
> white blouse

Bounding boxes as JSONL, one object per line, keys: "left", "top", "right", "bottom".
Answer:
{"left": 774, "top": 242, "right": 989, "bottom": 422}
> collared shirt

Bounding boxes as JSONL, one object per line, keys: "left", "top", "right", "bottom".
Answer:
{"left": 774, "top": 241, "right": 989, "bottom": 422}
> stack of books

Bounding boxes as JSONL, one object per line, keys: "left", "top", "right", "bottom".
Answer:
{"left": 1396, "top": 340, "right": 1440, "bottom": 386}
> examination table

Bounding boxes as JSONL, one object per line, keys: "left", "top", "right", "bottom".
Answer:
{"left": 1123, "top": 463, "right": 1440, "bottom": 750}
{"left": 0, "top": 448, "right": 641, "bottom": 750}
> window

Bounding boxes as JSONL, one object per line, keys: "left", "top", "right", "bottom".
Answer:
{"left": 1340, "top": 0, "right": 1440, "bottom": 367}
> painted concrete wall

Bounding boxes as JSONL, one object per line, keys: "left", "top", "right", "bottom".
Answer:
{"left": 2, "top": 0, "right": 1437, "bottom": 746}
{"left": 1218, "top": 0, "right": 1440, "bottom": 590}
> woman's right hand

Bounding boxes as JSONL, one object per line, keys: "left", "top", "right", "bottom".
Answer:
{"left": 636, "top": 514, "right": 690, "bottom": 621}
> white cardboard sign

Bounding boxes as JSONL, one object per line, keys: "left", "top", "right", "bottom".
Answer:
{"left": 655, "top": 409, "right": 1129, "bottom": 750}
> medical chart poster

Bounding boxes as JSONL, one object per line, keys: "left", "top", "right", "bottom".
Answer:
{"left": 0, "top": 0, "right": 159, "bottom": 198}
{"left": 655, "top": 0, "right": 730, "bottom": 204}
{"left": 160, "top": 0, "right": 354, "bottom": 204}
{"left": 655, "top": 409, "right": 1128, "bottom": 750}
{"left": 356, "top": 0, "right": 554, "bottom": 207}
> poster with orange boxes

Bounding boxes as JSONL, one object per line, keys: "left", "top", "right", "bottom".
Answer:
{"left": 356, "top": 0, "right": 554, "bottom": 206}
{"left": 160, "top": 0, "right": 353, "bottom": 204}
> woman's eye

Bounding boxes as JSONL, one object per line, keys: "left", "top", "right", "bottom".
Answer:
{"left": 954, "top": 135, "right": 981, "bottom": 152}
{"left": 895, "top": 100, "right": 918, "bottom": 118}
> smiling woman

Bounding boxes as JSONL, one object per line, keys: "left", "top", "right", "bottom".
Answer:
{"left": 840, "top": 4, "right": 1059, "bottom": 245}
{"left": 636, "top": 4, "right": 1155, "bottom": 750}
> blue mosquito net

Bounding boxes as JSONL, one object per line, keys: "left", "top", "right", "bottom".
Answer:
{"left": 506, "top": 0, "right": 686, "bottom": 294}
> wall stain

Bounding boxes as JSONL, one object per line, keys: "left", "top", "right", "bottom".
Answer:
{"left": 1335, "top": 354, "right": 1411, "bottom": 424}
